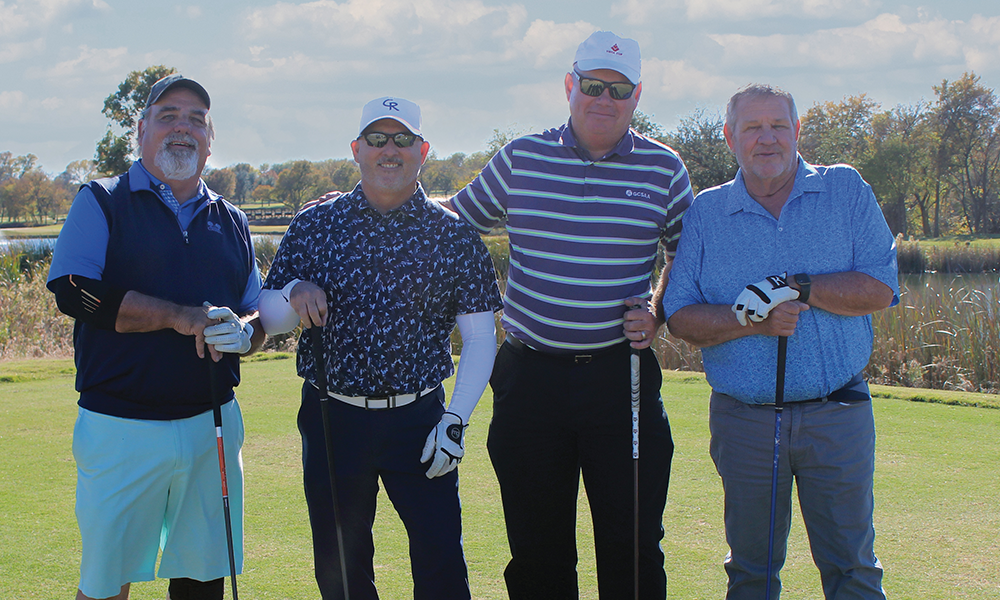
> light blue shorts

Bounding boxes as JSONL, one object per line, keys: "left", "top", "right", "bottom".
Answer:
{"left": 73, "top": 401, "right": 244, "bottom": 599}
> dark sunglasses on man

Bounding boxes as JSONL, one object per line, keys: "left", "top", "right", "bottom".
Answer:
{"left": 359, "top": 131, "right": 422, "bottom": 148}
{"left": 572, "top": 69, "right": 637, "bottom": 100}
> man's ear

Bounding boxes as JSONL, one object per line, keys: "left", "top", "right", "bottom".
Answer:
{"left": 419, "top": 141, "right": 430, "bottom": 164}
{"left": 723, "top": 124, "right": 735, "bottom": 151}
{"left": 350, "top": 139, "right": 360, "bottom": 162}
{"left": 565, "top": 72, "right": 574, "bottom": 101}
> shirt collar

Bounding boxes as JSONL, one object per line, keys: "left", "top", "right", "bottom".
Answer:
{"left": 129, "top": 160, "right": 215, "bottom": 205}
{"left": 560, "top": 120, "right": 636, "bottom": 161}
{"left": 344, "top": 182, "right": 428, "bottom": 220}
{"left": 724, "top": 154, "right": 825, "bottom": 216}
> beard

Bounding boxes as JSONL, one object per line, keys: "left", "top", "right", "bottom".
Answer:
{"left": 154, "top": 133, "right": 201, "bottom": 181}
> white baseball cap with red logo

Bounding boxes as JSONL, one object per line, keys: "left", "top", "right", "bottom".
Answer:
{"left": 573, "top": 31, "right": 641, "bottom": 85}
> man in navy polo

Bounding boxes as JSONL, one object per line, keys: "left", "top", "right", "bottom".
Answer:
{"left": 258, "top": 96, "right": 502, "bottom": 600}
{"left": 47, "top": 74, "right": 264, "bottom": 600}
{"left": 449, "top": 31, "right": 694, "bottom": 599}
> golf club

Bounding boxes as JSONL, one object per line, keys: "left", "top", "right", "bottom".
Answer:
{"left": 311, "top": 326, "right": 351, "bottom": 600}
{"left": 764, "top": 335, "right": 788, "bottom": 600}
{"left": 206, "top": 345, "right": 239, "bottom": 600}
{"left": 629, "top": 304, "right": 643, "bottom": 600}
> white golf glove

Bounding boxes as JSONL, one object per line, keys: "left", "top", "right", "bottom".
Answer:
{"left": 204, "top": 306, "right": 254, "bottom": 354}
{"left": 420, "top": 412, "right": 466, "bottom": 479}
{"left": 732, "top": 273, "right": 800, "bottom": 326}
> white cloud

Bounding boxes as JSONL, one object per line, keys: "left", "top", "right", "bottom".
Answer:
{"left": 509, "top": 19, "right": 596, "bottom": 67}
{"left": 0, "top": 39, "right": 45, "bottom": 64}
{"left": 43, "top": 45, "right": 129, "bottom": 78}
{"left": 642, "top": 58, "right": 735, "bottom": 100}
{"left": 0, "top": 90, "right": 26, "bottom": 110}
{"left": 706, "top": 13, "right": 978, "bottom": 72}
{"left": 611, "top": 0, "right": 880, "bottom": 24}
{"left": 178, "top": 6, "right": 203, "bottom": 18}
{"left": 245, "top": 0, "right": 516, "bottom": 43}
{"left": 0, "top": 0, "right": 108, "bottom": 35}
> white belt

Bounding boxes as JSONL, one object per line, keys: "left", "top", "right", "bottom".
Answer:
{"left": 323, "top": 385, "right": 439, "bottom": 410}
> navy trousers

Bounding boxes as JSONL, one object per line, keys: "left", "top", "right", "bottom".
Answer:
{"left": 487, "top": 341, "right": 674, "bottom": 599}
{"left": 298, "top": 382, "right": 471, "bottom": 600}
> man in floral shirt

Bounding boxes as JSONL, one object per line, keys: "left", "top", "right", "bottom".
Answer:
{"left": 258, "top": 96, "right": 502, "bottom": 600}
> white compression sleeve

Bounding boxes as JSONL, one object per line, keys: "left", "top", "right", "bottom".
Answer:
{"left": 446, "top": 311, "right": 497, "bottom": 424}
{"left": 257, "top": 279, "right": 302, "bottom": 335}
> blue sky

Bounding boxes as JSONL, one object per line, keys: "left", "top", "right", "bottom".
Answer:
{"left": 2, "top": 0, "right": 1000, "bottom": 174}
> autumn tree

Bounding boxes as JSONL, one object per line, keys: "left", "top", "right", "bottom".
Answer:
{"left": 95, "top": 65, "right": 177, "bottom": 176}
{"left": 203, "top": 167, "right": 236, "bottom": 199}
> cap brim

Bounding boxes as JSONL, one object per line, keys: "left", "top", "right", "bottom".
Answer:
{"left": 575, "top": 59, "right": 639, "bottom": 85}
{"left": 360, "top": 116, "right": 421, "bottom": 136}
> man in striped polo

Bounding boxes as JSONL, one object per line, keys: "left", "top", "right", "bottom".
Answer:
{"left": 450, "top": 30, "right": 694, "bottom": 599}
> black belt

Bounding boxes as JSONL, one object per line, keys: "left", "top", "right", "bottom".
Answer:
{"left": 504, "top": 333, "right": 623, "bottom": 365}
{"left": 766, "top": 372, "right": 870, "bottom": 405}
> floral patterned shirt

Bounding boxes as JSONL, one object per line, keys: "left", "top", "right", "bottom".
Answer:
{"left": 265, "top": 183, "right": 502, "bottom": 396}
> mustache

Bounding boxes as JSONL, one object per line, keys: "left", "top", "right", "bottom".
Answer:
{"left": 160, "top": 133, "right": 199, "bottom": 152}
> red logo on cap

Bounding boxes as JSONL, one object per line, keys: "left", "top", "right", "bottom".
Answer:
{"left": 611, "top": 44, "right": 620, "bottom": 52}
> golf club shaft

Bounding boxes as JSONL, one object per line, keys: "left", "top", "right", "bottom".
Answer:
{"left": 311, "top": 327, "right": 351, "bottom": 600}
{"left": 631, "top": 346, "right": 640, "bottom": 600}
{"left": 764, "top": 335, "right": 788, "bottom": 600}
{"left": 208, "top": 354, "right": 239, "bottom": 600}
{"left": 629, "top": 303, "right": 643, "bottom": 600}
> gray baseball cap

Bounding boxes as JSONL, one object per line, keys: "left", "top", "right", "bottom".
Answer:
{"left": 146, "top": 74, "right": 211, "bottom": 109}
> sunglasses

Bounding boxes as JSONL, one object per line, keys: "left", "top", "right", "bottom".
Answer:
{"left": 573, "top": 70, "right": 636, "bottom": 100}
{"left": 359, "top": 131, "right": 421, "bottom": 148}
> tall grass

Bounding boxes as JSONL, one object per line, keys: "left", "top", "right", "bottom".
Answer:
{"left": 869, "top": 275, "right": 1000, "bottom": 393}
{"left": 6, "top": 234, "right": 1000, "bottom": 395}
{"left": 896, "top": 235, "right": 1000, "bottom": 273}
{"left": 0, "top": 241, "right": 72, "bottom": 359}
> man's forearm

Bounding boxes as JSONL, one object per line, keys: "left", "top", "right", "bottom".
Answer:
{"left": 115, "top": 291, "right": 200, "bottom": 334}
{"left": 666, "top": 304, "right": 750, "bottom": 348}
{"left": 795, "top": 272, "right": 894, "bottom": 316}
{"left": 651, "top": 257, "right": 673, "bottom": 326}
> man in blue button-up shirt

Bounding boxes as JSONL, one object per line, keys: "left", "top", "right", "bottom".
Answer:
{"left": 259, "top": 96, "right": 502, "bottom": 600}
{"left": 662, "top": 84, "right": 898, "bottom": 600}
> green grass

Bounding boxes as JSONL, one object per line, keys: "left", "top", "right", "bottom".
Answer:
{"left": 1, "top": 358, "right": 998, "bottom": 599}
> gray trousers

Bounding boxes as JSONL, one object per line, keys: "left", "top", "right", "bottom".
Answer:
{"left": 709, "top": 392, "right": 886, "bottom": 600}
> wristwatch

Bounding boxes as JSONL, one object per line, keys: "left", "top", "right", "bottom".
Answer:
{"left": 793, "top": 273, "right": 811, "bottom": 304}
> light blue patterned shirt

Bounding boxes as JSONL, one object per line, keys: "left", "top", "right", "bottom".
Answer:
{"left": 662, "top": 156, "right": 899, "bottom": 404}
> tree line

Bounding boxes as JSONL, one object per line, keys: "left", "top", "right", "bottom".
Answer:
{"left": 6, "top": 66, "right": 1000, "bottom": 238}
{"left": 645, "top": 72, "right": 1000, "bottom": 238}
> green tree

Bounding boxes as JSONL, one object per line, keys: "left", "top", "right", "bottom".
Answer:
{"left": 931, "top": 73, "right": 1000, "bottom": 234}
{"left": 630, "top": 109, "right": 665, "bottom": 139}
{"left": 274, "top": 160, "right": 320, "bottom": 212}
{"left": 859, "top": 103, "right": 929, "bottom": 237}
{"left": 232, "top": 163, "right": 259, "bottom": 204}
{"left": 799, "top": 94, "right": 879, "bottom": 166}
{"left": 95, "top": 65, "right": 177, "bottom": 176}
{"left": 659, "top": 109, "right": 737, "bottom": 194}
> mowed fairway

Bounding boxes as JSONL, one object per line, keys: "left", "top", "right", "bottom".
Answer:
{"left": 1, "top": 356, "right": 997, "bottom": 599}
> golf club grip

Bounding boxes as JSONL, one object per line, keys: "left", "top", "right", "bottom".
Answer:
{"left": 775, "top": 336, "right": 788, "bottom": 409}
{"left": 311, "top": 326, "right": 328, "bottom": 395}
